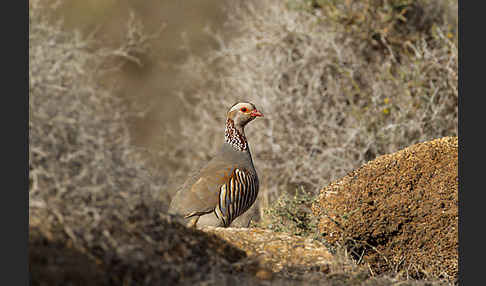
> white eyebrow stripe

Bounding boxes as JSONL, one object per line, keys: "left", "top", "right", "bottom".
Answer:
{"left": 229, "top": 103, "right": 253, "bottom": 113}
{"left": 229, "top": 104, "right": 243, "bottom": 112}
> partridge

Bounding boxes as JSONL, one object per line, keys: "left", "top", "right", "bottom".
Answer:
{"left": 169, "top": 102, "right": 263, "bottom": 228}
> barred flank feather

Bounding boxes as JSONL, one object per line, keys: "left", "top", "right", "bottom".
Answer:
{"left": 215, "top": 168, "right": 259, "bottom": 227}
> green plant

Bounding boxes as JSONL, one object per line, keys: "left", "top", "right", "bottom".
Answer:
{"left": 257, "top": 187, "right": 318, "bottom": 238}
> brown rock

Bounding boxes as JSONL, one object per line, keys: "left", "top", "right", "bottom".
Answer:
{"left": 255, "top": 269, "right": 273, "bottom": 280}
{"left": 202, "top": 226, "right": 334, "bottom": 273}
{"left": 312, "top": 137, "right": 458, "bottom": 282}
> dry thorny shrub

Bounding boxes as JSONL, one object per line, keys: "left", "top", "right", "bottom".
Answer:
{"left": 29, "top": 0, "right": 169, "bottom": 242}
{"left": 157, "top": 0, "right": 458, "bottom": 223}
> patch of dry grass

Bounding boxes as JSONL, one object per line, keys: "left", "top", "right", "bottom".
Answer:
{"left": 29, "top": 0, "right": 169, "bottom": 218}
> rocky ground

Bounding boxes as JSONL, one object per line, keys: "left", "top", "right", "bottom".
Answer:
{"left": 29, "top": 137, "right": 457, "bottom": 285}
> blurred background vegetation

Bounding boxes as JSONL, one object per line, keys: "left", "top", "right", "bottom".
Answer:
{"left": 29, "top": 0, "right": 457, "bottom": 233}
{"left": 29, "top": 0, "right": 458, "bottom": 284}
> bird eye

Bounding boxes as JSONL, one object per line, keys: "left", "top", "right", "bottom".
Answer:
{"left": 240, "top": 107, "right": 248, "bottom": 112}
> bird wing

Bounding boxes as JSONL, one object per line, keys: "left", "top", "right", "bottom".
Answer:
{"left": 169, "top": 160, "right": 240, "bottom": 217}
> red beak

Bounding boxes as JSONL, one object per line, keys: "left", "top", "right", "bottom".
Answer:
{"left": 251, "top": 109, "right": 264, "bottom": 117}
